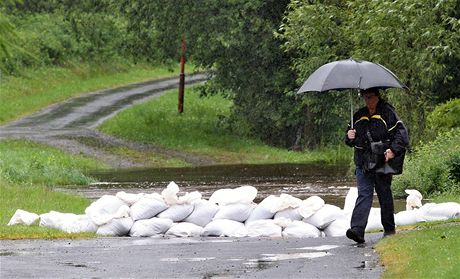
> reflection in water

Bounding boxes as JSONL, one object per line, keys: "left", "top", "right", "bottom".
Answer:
{"left": 64, "top": 163, "right": 405, "bottom": 211}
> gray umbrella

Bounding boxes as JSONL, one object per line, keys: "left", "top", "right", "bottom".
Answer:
{"left": 297, "top": 58, "right": 407, "bottom": 128}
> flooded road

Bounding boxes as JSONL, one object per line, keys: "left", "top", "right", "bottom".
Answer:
{"left": 60, "top": 163, "right": 407, "bottom": 211}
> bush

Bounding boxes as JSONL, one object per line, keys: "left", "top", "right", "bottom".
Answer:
{"left": 393, "top": 128, "right": 460, "bottom": 198}
{"left": 426, "top": 98, "right": 460, "bottom": 139}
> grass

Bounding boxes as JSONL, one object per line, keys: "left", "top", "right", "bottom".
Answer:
{"left": 0, "top": 139, "right": 107, "bottom": 239}
{"left": 0, "top": 181, "right": 95, "bottom": 240}
{"left": 0, "top": 61, "right": 194, "bottom": 125}
{"left": 377, "top": 221, "right": 460, "bottom": 278}
{"left": 377, "top": 191, "right": 460, "bottom": 278}
{"left": 99, "top": 87, "right": 352, "bottom": 164}
{"left": 0, "top": 139, "right": 107, "bottom": 185}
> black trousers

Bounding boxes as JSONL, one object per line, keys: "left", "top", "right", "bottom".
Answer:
{"left": 350, "top": 167, "right": 395, "bottom": 235}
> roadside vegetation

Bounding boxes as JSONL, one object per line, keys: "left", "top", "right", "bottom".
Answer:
{"left": 376, "top": 219, "right": 460, "bottom": 278}
{"left": 99, "top": 87, "right": 351, "bottom": 165}
{"left": 0, "top": 140, "right": 107, "bottom": 239}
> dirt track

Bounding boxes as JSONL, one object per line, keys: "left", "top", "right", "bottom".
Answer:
{"left": 0, "top": 74, "right": 215, "bottom": 168}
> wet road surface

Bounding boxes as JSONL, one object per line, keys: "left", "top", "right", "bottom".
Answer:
{"left": 0, "top": 234, "right": 383, "bottom": 278}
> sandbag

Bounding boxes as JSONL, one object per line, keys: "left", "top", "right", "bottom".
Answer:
{"left": 116, "top": 191, "right": 145, "bottom": 206}
{"left": 275, "top": 194, "right": 302, "bottom": 212}
{"left": 245, "top": 195, "right": 281, "bottom": 223}
{"left": 165, "top": 222, "right": 203, "bottom": 237}
{"left": 303, "top": 204, "right": 344, "bottom": 230}
{"left": 395, "top": 209, "right": 423, "bottom": 226}
{"left": 209, "top": 186, "right": 257, "bottom": 206}
{"left": 274, "top": 208, "right": 303, "bottom": 221}
{"left": 130, "top": 195, "right": 168, "bottom": 221}
{"left": 40, "top": 211, "right": 98, "bottom": 233}
{"left": 129, "top": 218, "right": 173, "bottom": 237}
{"left": 282, "top": 220, "right": 321, "bottom": 238}
{"left": 97, "top": 217, "right": 134, "bottom": 236}
{"left": 8, "top": 209, "right": 39, "bottom": 226}
{"left": 213, "top": 203, "right": 255, "bottom": 222}
{"left": 405, "top": 189, "right": 423, "bottom": 210}
{"left": 85, "top": 195, "right": 129, "bottom": 225}
{"left": 246, "top": 220, "right": 282, "bottom": 238}
{"left": 183, "top": 200, "right": 220, "bottom": 227}
{"left": 298, "top": 196, "right": 325, "bottom": 219}
{"left": 157, "top": 204, "right": 194, "bottom": 222}
{"left": 323, "top": 218, "right": 349, "bottom": 237}
{"left": 201, "top": 219, "right": 248, "bottom": 237}
{"left": 419, "top": 202, "right": 460, "bottom": 221}
{"left": 365, "top": 208, "right": 383, "bottom": 232}
{"left": 343, "top": 187, "right": 358, "bottom": 213}
{"left": 161, "top": 181, "right": 181, "bottom": 205}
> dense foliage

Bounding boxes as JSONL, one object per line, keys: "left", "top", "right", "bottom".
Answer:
{"left": 2, "top": 0, "right": 459, "bottom": 149}
{"left": 393, "top": 128, "right": 460, "bottom": 198}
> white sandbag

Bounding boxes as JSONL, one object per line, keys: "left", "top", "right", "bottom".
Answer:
{"left": 303, "top": 204, "right": 344, "bottom": 230}
{"left": 245, "top": 195, "right": 281, "bottom": 223}
{"left": 97, "top": 217, "right": 134, "bottom": 236}
{"left": 157, "top": 204, "right": 194, "bottom": 222}
{"left": 275, "top": 194, "right": 303, "bottom": 212}
{"left": 85, "top": 195, "right": 129, "bottom": 225}
{"left": 282, "top": 220, "right": 321, "bottom": 238}
{"left": 343, "top": 187, "right": 358, "bottom": 213}
{"left": 40, "top": 211, "right": 98, "bottom": 233}
{"left": 183, "top": 200, "right": 220, "bottom": 227}
{"left": 365, "top": 208, "right": 383, "bottom": 232}
{"left": 116, "top": 191, "right": 145, "bottom": 206}
{"left": 419, "top": 202, "right": 460, "bottom": 221}
{"left": 129, "top": 218, "right": 173, "bottom": 237}
{"left": 209, "top": 186, "right": 257, "bottom": 205}
{"left": 405, "top": 189, "right": 423, "bottom": 210}
{"left": 130, "top": 195, "right": 168, "bottom": 221}
{"left": 272, "top": 217, "right": 293, "bottom": 228}
{"left": 246, "top": 220, "right": 282, "bottom": 238}
{"left": 323, "top": 218, "right": 349, "bottom": 237}
{"left": 298, "top": 196, "right": 325, "bottom": 219}
{"left": 165, "top": 222, "right": 203, "bottom": 237}
{"left": 201, "top": 219, "right": 248, "bottom": 237}
{"left": 395, "top": 209, "right": 423, "bottom": 226}
{"left": 8, "top": 209, "right": 39, "bottom": 226}
{"left": 274, "top": 208, "right": 303, "bottom": 221}
{"left": 178, "top": 191, "right": 202, "bottom": 205}
{"left": 161, "top": 181, "right": 180, "bottom": 205}
{"left": 213, "top": 203, "right": 255, "bottom": 222}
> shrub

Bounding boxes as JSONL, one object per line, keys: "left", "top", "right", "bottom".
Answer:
{"left": 393, "top": 128, "right": 460, "bottom": 198}
{"left": 426, "top": 98, "right": 460, "bottom": 139}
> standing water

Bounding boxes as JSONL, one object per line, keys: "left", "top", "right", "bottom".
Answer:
{"left": 62, "top": 163, "right": 406, "bottom": 211}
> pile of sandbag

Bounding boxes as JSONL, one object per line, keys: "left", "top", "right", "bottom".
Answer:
{"left": 8, "top": 183, "right": 460, "bottom": 238}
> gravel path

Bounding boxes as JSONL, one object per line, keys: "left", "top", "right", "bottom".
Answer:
{"left": 0, "top": 74, "right": 215, "bottom": 168}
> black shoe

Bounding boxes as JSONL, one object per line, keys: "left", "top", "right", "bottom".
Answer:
{"left": 383, "top": 230, "right": 396, "bottom": 238}
{"left": 346, "top": 228, "right": 365, "bottom": 243}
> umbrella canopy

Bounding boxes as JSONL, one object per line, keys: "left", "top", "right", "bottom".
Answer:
{"left": 297, "top": 58, "right": 407, "bottom": 93}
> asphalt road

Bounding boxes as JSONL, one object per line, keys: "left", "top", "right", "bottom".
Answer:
{"left": 0, "top": 233, "right": 383, "bottom": 279}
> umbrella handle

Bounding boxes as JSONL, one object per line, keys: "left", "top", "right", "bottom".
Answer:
{"left": 350, "top": 91, "right": 353, "bottom": 129}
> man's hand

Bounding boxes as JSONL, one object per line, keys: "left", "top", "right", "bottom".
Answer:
{"left": 347, "top": 129, "right": 356, "bottom": 140}
{"left": 384, "top": 149, "right": 395, "bottom": 162}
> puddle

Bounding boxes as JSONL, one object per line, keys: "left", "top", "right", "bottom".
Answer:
{"left": 354, "top": 260, "right": 378, "bottom": 269}
{"left": 294, "top": 245, "right": 340, "bottom": 251}
{"left": 0, "top": 251, "right": 17, "bottom": 256}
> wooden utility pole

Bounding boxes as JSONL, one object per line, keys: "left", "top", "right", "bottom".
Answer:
{"left": 178, "top": 36, "right": 186, "bottom": 113}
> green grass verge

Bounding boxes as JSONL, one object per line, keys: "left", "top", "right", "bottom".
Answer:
{"left": 0, "top": 139, "right": 108, "bottom": 239}
{"left": 0, "top": 61, "right": 193, "bottom": 125}
{"left": 0, "top": 139, "right": 107, "bottom": 185}
{"left": 0, "top": 181, "right": 95, "bottom": 240}
{"left": 377, "top": 193, "right": 460, "bottom": 278}
{"left": 99, "top": 87, "right": 352, "bottom": 164}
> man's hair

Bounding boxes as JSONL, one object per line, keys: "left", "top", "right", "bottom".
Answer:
{"left": 360, "top": 88, "right": 380, "bottom": 96}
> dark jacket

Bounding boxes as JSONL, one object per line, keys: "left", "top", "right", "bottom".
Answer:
{"left": 345, "top": 100, "right": 409, "bottom": 172}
